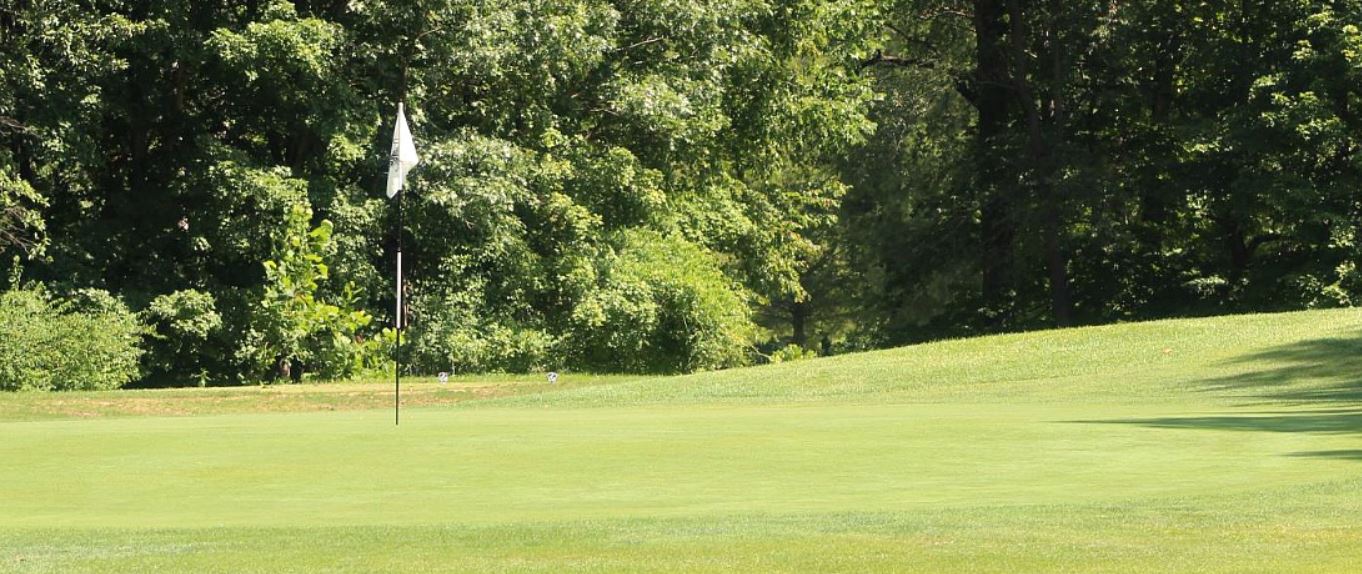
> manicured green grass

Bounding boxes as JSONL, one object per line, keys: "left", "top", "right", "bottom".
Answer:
{"left": 3, "top": 309, "right": 1362, "bottom": 572}
{"left": 0, "top": 373, "right": 643, "bottom": 421}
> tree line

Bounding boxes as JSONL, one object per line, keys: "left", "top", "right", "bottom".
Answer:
{"left": 848, "top": 0, "right": 1362, "bottom": 342}
{"left": 1, "top": 0, "right": 1359, "bottom": 386}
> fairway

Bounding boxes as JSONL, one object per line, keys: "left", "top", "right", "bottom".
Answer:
{"left": 5, "top": 309, "right": 1362, "bottom": 572}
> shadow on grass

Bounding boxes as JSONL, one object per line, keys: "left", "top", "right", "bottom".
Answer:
{"left": 1068, "top": 411, "right": 1362, "bottom": 463}
{"left": 1071, "top": 409, "right": 1362, "bottom": 436}
{"left": 1286, "top": 450, "right": 1362, "bottom": 461}
{"left": 1192, "top": 331, "right": 1362, "bottom": 404}
{"left": 1070, "top": 332, "right": 1362, "bottom": 460}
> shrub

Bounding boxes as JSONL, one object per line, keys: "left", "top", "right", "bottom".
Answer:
{"left": 767, "top": 343, "right": 819, "bottom": 364}
{"left": 142, "top": 289, "right": 223, "bottom": 386}
{"left": 0, "top": 287, "right": 143, "bottom": 391}
{"left": 566, "top": 231, "right": 753, "bottom": 373}
{"left": 246, "top": 204, "right": 374, "bottom": 381}
{"left": 408, "top": 291, "right": 558, "bottom": 374}
{"left": 300, "top": 296, "right": 378, "bottom": 379}
{"left": 406, "top": 232, "right": 753, "bottom": 375}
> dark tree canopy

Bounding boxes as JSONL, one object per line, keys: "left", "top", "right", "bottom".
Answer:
{"left": 2, "top": 0, "right": 1360, "bottom": 384}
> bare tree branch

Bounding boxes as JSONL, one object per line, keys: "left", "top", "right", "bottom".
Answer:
{"left": 612, "top": 37, "right": 663, "bottom": 53}
{"left": 0, "top": 115, "right": 29, "bottom": 133}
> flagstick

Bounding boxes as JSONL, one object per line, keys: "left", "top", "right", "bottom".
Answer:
{"left": 395, "top": 185, "right": 403, "bottom": 426}
{"left": 387, "top": 100, "right": 417, "bottom": 427}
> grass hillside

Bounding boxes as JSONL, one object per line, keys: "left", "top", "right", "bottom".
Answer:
{"left": 3, "top": 309, "right": 1362, "bottom": 572}
{"left": 490, "top": 307, "right": 1362, "bottom": 407}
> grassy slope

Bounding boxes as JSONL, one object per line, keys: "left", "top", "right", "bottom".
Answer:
{"left": 3, "top": 309, "right": 1362, "bottom": 572}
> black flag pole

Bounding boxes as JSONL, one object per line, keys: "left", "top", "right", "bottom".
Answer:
{"left": 395, "top": 180, "right": 402, "bottom": 426}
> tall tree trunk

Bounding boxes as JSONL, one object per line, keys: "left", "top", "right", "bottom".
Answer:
{"left": 790, "top": 300, "right": 810, "bottom": 348}
{"left": 973, "top": 0, "right": 1015, "bottom": 318}
{"left": 1006, "top": 0, "right": 1074, "bottom": 326}
{"left": 1225, "top": 219, "right": 1250, "bottom": 287}
{"left": 10, "top": 135, "right": 32, "bottom": 182}
{"left": 1044, "top": 0, "right": 1074, "bottom": 327}
{"left": 1042, "top": 204, "right": 1073, "bottom": 325}
{"left": 1139, "top": 24, "right": 1180, "bottom": 238}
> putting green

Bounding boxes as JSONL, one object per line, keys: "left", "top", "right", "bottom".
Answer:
{"left": 3, "top": 309, "right": 1362, "bottom": 572}
{"left": 3, "top": 402, "right": 1360, "bottom": 529}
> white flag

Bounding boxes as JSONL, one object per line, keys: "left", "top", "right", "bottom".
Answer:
{"left": 386, "top": 103, "right": 419, "bottom": 198}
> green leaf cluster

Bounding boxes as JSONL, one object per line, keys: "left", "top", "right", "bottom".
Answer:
{"left": 0, "top": 286, "right": 143, "bottom": 391}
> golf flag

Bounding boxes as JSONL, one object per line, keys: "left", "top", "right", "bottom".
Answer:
{"left": 387, "top": 104, "right": 418, "bottom": 330}
{"left": 387, "top": 103, "right": 419, "bottom": 198}
{"left": 389, "top": 103, "right": 418, "bottom": 425}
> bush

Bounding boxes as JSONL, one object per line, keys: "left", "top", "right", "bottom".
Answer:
{"left": 142, "top": 289, "right": 223, "bottom": 386}
{"left": 0, "top": 287, "right": 143, "bottom": 391}
{"left": 566, "top": 231, "right": 753, "bottom": 373}
{"left": 405, "top": 231, "right": 753, "bottom": 375}
{"left": 408, "top": 291, "right": 559, "bottom": 374}
{"left": 767, "top": 343, "right": 819, "bottom": 364}
{"left": 246, "top": 204, "right": 374, "bottom": 381}
{"left": 301, "top": 300, "right": 380, "bottom": 379}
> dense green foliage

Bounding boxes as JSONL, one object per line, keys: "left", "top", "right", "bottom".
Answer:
{"left": 1, "top": 0, "right": 1360, "bottom": 384}
{"left": 0, "top": 286, "right": 142, "bottom": 391}
{"left": 0, "top": 0, "right": 873, "bottom": 383}
{"left": 248, "top": 204, "right": 376, "bottom": 380}
{"left": 845, "top": 0, "right": 1362, "bottom": 342}
{"left": 140, "top": 289, "right": 222, "bottom": 386}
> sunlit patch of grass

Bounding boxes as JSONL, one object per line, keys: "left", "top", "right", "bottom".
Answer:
{"left": 3, "top": 309, "right": 1362, "bottom": 572}
{"left": 0, "top": 373, "right": 646, "bottom": 421}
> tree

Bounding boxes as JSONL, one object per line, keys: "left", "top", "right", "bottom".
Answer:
{"left": 250, "top": 204, "right": 372, "bottom": 381}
